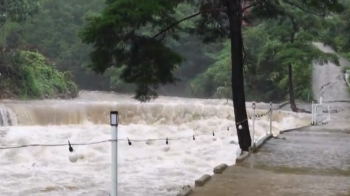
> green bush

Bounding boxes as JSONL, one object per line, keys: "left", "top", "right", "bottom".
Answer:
{"left": 3, "top": 50, "right": 78, "bottom": 99}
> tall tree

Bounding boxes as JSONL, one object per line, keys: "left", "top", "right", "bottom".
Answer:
{"left": 253, "top": 6, "right": 339, "bottom": 112}
{"left": 79, "top": 0, "right": 344, "bottom": 152}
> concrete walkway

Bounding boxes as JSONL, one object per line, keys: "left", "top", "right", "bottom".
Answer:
{"left": 190, "top": 125, "right": 350, "bottom": 196}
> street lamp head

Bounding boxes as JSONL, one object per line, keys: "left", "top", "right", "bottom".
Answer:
{"left": 110, "top": 111, "right": 119, "bottom": 126}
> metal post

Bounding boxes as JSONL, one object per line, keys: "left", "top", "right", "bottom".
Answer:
{"left": 110, "top": 111, "right": 119, "bottom": 196}
{"left": 311, "top": 101, "right": 314, "bottom": 125}
{"left": 269, "top": 102, "right": 272, "bottom": 135}
{"left": 252, "top": 102, "right": 256, "bottom": 146}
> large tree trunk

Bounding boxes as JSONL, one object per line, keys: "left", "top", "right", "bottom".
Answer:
{"left": 288, "top": 64, "right": 298, "bottom": 112}
{"left": 227, "top": 0, "right": 251, "bottom": 152}
{"left": 288, "top": 17, "right": 298, "bottom": 112}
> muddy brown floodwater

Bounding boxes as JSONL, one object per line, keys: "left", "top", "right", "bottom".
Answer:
{"left": 190, "top": 124, "right": 350, "bottom": 196}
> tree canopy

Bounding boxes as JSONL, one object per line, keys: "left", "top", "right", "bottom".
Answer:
{"left": 79, "top": 0, "right": 346, "bottom": 102}
{"left": 2, "top": 0, "right": 348, "bottom": 102}
{"left": 80, "top": 0, "right": 190, "bottom": 101}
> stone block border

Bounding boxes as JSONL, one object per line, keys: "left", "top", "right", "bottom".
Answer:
{"left": 194, "top": 174, "right": 211, "bottom": 187}
{"left": 252, "top": 133, "right": 273, "bottom": 153}
{"left": 279, "top": 125, "right": 310, "bottom": 134}
{"left": 213, "top": 163, "right": 228, "bottom": 174}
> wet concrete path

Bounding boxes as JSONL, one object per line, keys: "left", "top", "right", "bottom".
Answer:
{"left": 190, "top": 126, "right": 350, "bottom": 196}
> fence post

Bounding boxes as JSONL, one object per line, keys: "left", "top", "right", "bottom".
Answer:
{"left": 252, "top": 102, "right": 256, "bottom": 146}
{"left": 311, "top": 101, "right": 314, "bottom": 125}
{"left": 269, "top": 102, "right": 272, "bottom": 135}
{"left": 110, "top": 111, "right": 119, "bottom": 196}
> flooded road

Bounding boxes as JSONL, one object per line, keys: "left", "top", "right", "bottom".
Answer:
{"left": 247, "top": 128, "right": 350, "bottom": 177}
{"left": 190, "top": 126, "right": 350, "bottom": 196}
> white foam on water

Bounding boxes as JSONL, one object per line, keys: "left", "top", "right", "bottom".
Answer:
{"left": 0, "top": 93, "right": 311, "bottom": 196}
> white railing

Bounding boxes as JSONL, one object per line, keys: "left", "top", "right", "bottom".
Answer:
{"left": 250, "top": 102, "right": 273, "bottom": 147}
{"left": 311, "top": 96, "right": 331, "bottom": 125}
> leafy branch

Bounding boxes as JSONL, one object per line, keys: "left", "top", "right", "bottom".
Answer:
{"left": 153, "top": 8, "right": 226, "bottom": 39}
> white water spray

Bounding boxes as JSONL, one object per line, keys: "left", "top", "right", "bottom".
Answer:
{"left": 0, "top": 91, "right": 311, "bottom": 196}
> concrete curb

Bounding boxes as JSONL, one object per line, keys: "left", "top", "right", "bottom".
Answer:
{"left": 194, "top": 174, "right": 211, "bottom": 187}
{"left": 213, "top": 163, "right": 228, "bottom": 174}
{"left": 236, "top": 151, "right": 250, "bottom": 163}
{"left": 279, "top": 125, "right": 311, "bottom": 134}
{"left": 176, "top": 125, "right": 311, "bottom": 196}
{"left": 252, "top": 133, "right": 273, "bottom": 153}
{"left": 176, "top": 162, "right": 229, "bottom": 195}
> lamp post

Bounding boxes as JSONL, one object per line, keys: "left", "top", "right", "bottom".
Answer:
{"left": 110, "top": 111, "right": 118, "bottom": 196}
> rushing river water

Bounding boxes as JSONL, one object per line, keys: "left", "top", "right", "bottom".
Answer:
{"left": 0, "top": 91, "right": 310, "bottom": 196}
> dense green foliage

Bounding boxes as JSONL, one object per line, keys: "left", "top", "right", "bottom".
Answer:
{"left": 197, "top": 0, "right": 347, "bottom": 103}
{"left": 0, "top": 0, "right": 40, "bottom": 26}
{"left": 9, "top": 51, "right": 76, "bottom": 98}
{"left": 1, "top": 0, "right": 349, "bottom": 103}
{"left": 0, "top": 0, "right": 78, "bottom": 99}
{"left": 3, "top": 0, "right": 216, "bottom": 95}
{"left": 0, "top": 51, "right": 77, "bottom": 99}
{"left": 322, "top": 0, "right": 350, "bottom": 60}
{"left": 78, "top": 0, "right": 347, "bottom": 102}
{"left": 78, "top": 0, "right": 225, "bottom": 101}
{"left": 191, "top": 4, "right": 341, "bottom": 102}
{"left": 2, "top": 0, "right": 108, "bottom": 91}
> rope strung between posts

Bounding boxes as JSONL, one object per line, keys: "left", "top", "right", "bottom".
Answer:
{"left": 0, "top": 108, "right": 273, "bottom": 150}
{"left": 248, "top": 109, "right": 272, "bottom": 119}
{"left": 234, "top": 109, "right": 272, "bottom": 126}
{"left": 0, "top": 127, "right": 235, "bottom": 150}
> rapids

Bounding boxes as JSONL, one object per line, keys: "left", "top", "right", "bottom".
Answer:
{"left": 0, "top": 91, "right": 311, "bottom": 196}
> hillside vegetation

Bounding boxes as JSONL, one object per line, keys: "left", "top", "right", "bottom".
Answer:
{"left": 0, "top": 0, "right": 349, "bottom": 102}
